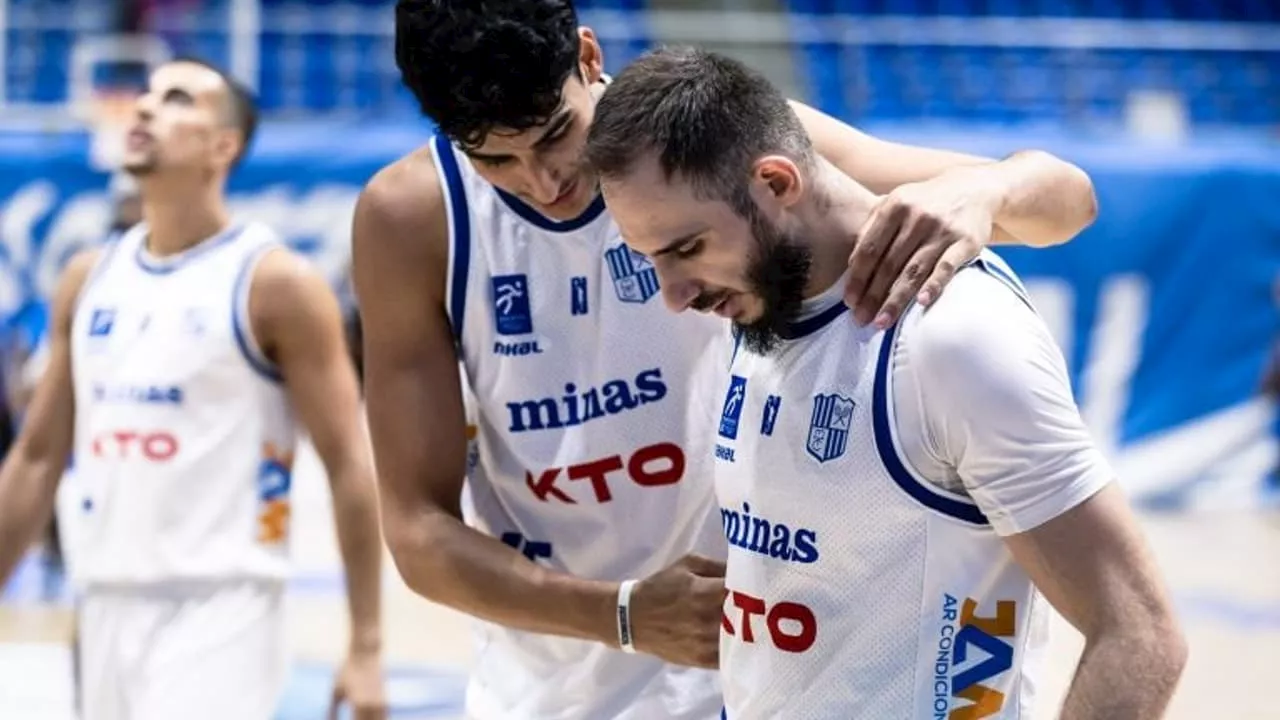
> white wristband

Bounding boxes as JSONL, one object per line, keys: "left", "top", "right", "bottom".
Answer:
{"left": 617, "top": 579, "right": 638, "bottom": 654}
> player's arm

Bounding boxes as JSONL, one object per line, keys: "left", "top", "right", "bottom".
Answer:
{"left": 907, "top": 273, "right": 1187, "bottom": 719}
{"left": 791, "top": 100, "right": 1098, "bottom": 325}
{"left": 0, "top": 250, "right": 96, "bottom": 584}
{"left": 351, "top": 158, "right": 621, "bottom": 644}
{"left": 250, "top": 250, "right": 384, "bottom": 669}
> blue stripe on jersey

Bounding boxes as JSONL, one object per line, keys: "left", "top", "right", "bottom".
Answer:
{"left": 721, "top": 707, "right": 728, "bottom": 720}
{"left": 780, "top": 299, "right": 848, "bottom": 340}
{"left": 133, "top": 223, "right": 244, "bottom": 275}
{"left": 729, "top": 328, "right": 743, "bottom": 367}
{"left": 432, "top": 134, "right": 471, "bottom": 345}
{"left": 871, "top": 315, "right": 990, "bottom": 526}
{"left": 972, "top": 254, "right": 1034, "bottom": 310}
{"left": 231, "top": 245, "right": 285, "bottom": 383}
{"left": 493, "top": 186, "right": 607, "bottom": 233}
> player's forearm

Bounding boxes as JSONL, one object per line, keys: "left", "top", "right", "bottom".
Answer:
{"left": 385, "top": 505, "right": 619, "bottom": 646}
{"left": 946, "top": 149, "right": 1098, "bottom": 248}
{"left": 0, "top": 447, "right": 63, "bottom": 584}
{"left": 1059, "top": 625, "right": 1187, "bottom": 719}
{"left": 328, "top": 458, "right": 384, "bottom": 654}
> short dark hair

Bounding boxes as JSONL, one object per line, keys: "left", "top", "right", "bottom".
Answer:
{"left": 584, "top": 47, "right": 813, "bottom": 214}
{"left": 394, "top": 0, "right": 581, "bottom": 150}
{"left": 171, "top": 56, "right": 259, "bottom": 169}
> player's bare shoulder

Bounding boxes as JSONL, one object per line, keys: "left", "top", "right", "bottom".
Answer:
{"left": 353, "top": 146, "right": 449, "bottom": 279}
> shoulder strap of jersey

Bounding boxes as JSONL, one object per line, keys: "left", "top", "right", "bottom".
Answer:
{"left": 429, "top": 133, "right": 472, "bottom": 349}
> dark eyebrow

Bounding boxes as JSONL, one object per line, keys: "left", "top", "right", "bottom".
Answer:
{"left": 465, "top": 110, "right": 572, "bottom": 163}
{"left": 531, "top": 111, "right": 572, "bottom": 149}
{"left": 651, "top": 231, "right": 703, "bottom": 258}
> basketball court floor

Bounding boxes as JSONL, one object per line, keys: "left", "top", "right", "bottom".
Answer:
{"left": 1, "top": 440, "right": 1275, "bottom": 719}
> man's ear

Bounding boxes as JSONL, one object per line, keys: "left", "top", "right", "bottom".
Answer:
{"left": 749, "top": 155, "right": 804, "bottom": 211}
{"left": 212, "top": 127, "right": 242, "bottom": 170}
{"left": 577, "top": 27, "right": 604, "bottom": 84}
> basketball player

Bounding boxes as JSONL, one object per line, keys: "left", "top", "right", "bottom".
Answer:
{"left": 585, "top": 47, "right": 1187, "bottom": 719}
{"left": 355, "top": 2, "right": 1098, "bottom": 718}
{"left": 0, "top": 58, "right": 387, "bottom": 720}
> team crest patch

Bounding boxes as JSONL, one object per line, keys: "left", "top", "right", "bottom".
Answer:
{"left": 806, "top": 393, "right": 855, "bottom": 463}
{"left": 604, "top": 243, "right": 660, "bottom": 304}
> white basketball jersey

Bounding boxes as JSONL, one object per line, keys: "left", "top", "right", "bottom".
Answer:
{"left": 69, "top": 222, "right": 297, "bottom": 588}
{"left": 432, "top": 134, "right": 728, "bottom": 720}
{"left": 713, "top": 256, "right": 1051, "bottom": 719}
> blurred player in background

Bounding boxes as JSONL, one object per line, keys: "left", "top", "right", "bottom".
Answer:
{"left": 0, "top": 57, "right": 387, "bottom": 720}
{"left": 587, "top": 46, "right": 1187, "bottom": 720}
{"left": 356, "top": 2, "right": 1098, "bottom": 719}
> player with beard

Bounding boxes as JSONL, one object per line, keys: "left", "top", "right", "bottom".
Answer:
{"left": 359, "top": 2, "right": 1099, "bottom": 718}
{"left": 586, "top": 47, "right": 1186, "bottom": 720}
{"left": 0, "top": 58, "right": 388, "bottom": 720}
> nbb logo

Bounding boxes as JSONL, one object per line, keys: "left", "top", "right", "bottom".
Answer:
{"left": 525, "top": 441, "right": 684, "bottom": 504}
{"left": 91, "top": 430, "right": 179, "bottom": 462}
{"left": 933, "top": 595, "right": 1018, "bottom": 719}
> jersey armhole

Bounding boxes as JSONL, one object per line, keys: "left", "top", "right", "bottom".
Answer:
{"left": 870, "top": 309, "right": 992, "bottom": 527}
{"left": 869, "top": 254, "right": 1038, "bottom": 527}
{"left": 72, "top": 234, "right": 125, "bottom": 312}
{"left": 232, "top": 245, "right": 285, "bottom": 384}
{"left": 430, "top": 134, "right": 472, "bottom": 351}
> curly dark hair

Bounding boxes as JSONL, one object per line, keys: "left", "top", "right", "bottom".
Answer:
{"left": 394, "top": 0, "right": 582, "bottom": 150}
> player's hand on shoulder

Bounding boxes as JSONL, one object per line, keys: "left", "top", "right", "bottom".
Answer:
{"left": 844, "top": 178, "right": 993, "bottom": 329}
{"left": 628, "top": 554, "right": 725, "bottom": 669}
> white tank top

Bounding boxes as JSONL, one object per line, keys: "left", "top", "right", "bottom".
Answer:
{"left": 69, "top": 222, "right": 297, "bottom": 588}
{"left": 714, "top": 256, "right": 1051, "bottom": 719}
{"left": 432, "top": 134, "right": 729, "bottom": 720}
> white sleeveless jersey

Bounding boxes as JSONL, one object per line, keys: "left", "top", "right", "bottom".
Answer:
{"left": 431, "top": 134, "right": 728, "bottom": 720}
{"left": 69, "top": 222, "right": 297, "bottom": 588}
{"left": 713, "top": 256, "right": 1054, "bottom": 719}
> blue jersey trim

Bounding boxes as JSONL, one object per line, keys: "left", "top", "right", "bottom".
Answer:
{"left": 972, "top": 254, "right": 1034, "bottom": 310}
{"left": 433, "top": 134, "right": 471, "bottom": 345}
{"left": 134, "top": 223, "right": 243, "bottom": 275}
{"left": 780, "top": 300, "right": 847, "bottom": 340}
{"left": 871, "top": 317, "right": 990, "bottom": 526}
{"left": 494, "top": 187, "right": 607, "bottom": 234}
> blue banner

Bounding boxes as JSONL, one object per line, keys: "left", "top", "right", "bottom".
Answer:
{"left": 1, "top": 122, "right": 1277, "bottom": 507}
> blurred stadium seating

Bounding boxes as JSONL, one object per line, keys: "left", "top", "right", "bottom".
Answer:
{"left": 1, "top": 0, "right": 1277, "bottom": 127}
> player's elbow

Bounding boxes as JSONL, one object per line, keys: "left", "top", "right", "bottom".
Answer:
{"left": 1138, "top": 612, "right": 1189, "bottom": 684}
{"left": 1053, "top": 154, "right": 1099, "bottom": 242}
{"left": 1015, "top": 150, "right": 1099, "bottom": 246}
{"left": 380, "top": 496, "right": 460, "bottom": 601}
{"left": 1096, "top": 600, "right": 1188, "bottom": 687}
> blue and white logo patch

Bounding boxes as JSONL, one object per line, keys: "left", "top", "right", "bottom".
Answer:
{"left": 88, "top": 308, "right": 116, "bottom": 337}
{"left": 570, "top": 276, "right": 589, "bottom": 316}
{"left": 605, "top": 243, "right": 660, "bottom": 304}
{"left": 719, "top": 375, "right": 748, "bottom": 440}
{"left": 761, "top": 395, "right": 782, "bottom": 437}
{"left": 491, "top": 274, "right": 533, "bottom": 335}
{"left": 806, "top": 393, "right": 855, "bottom": 463}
